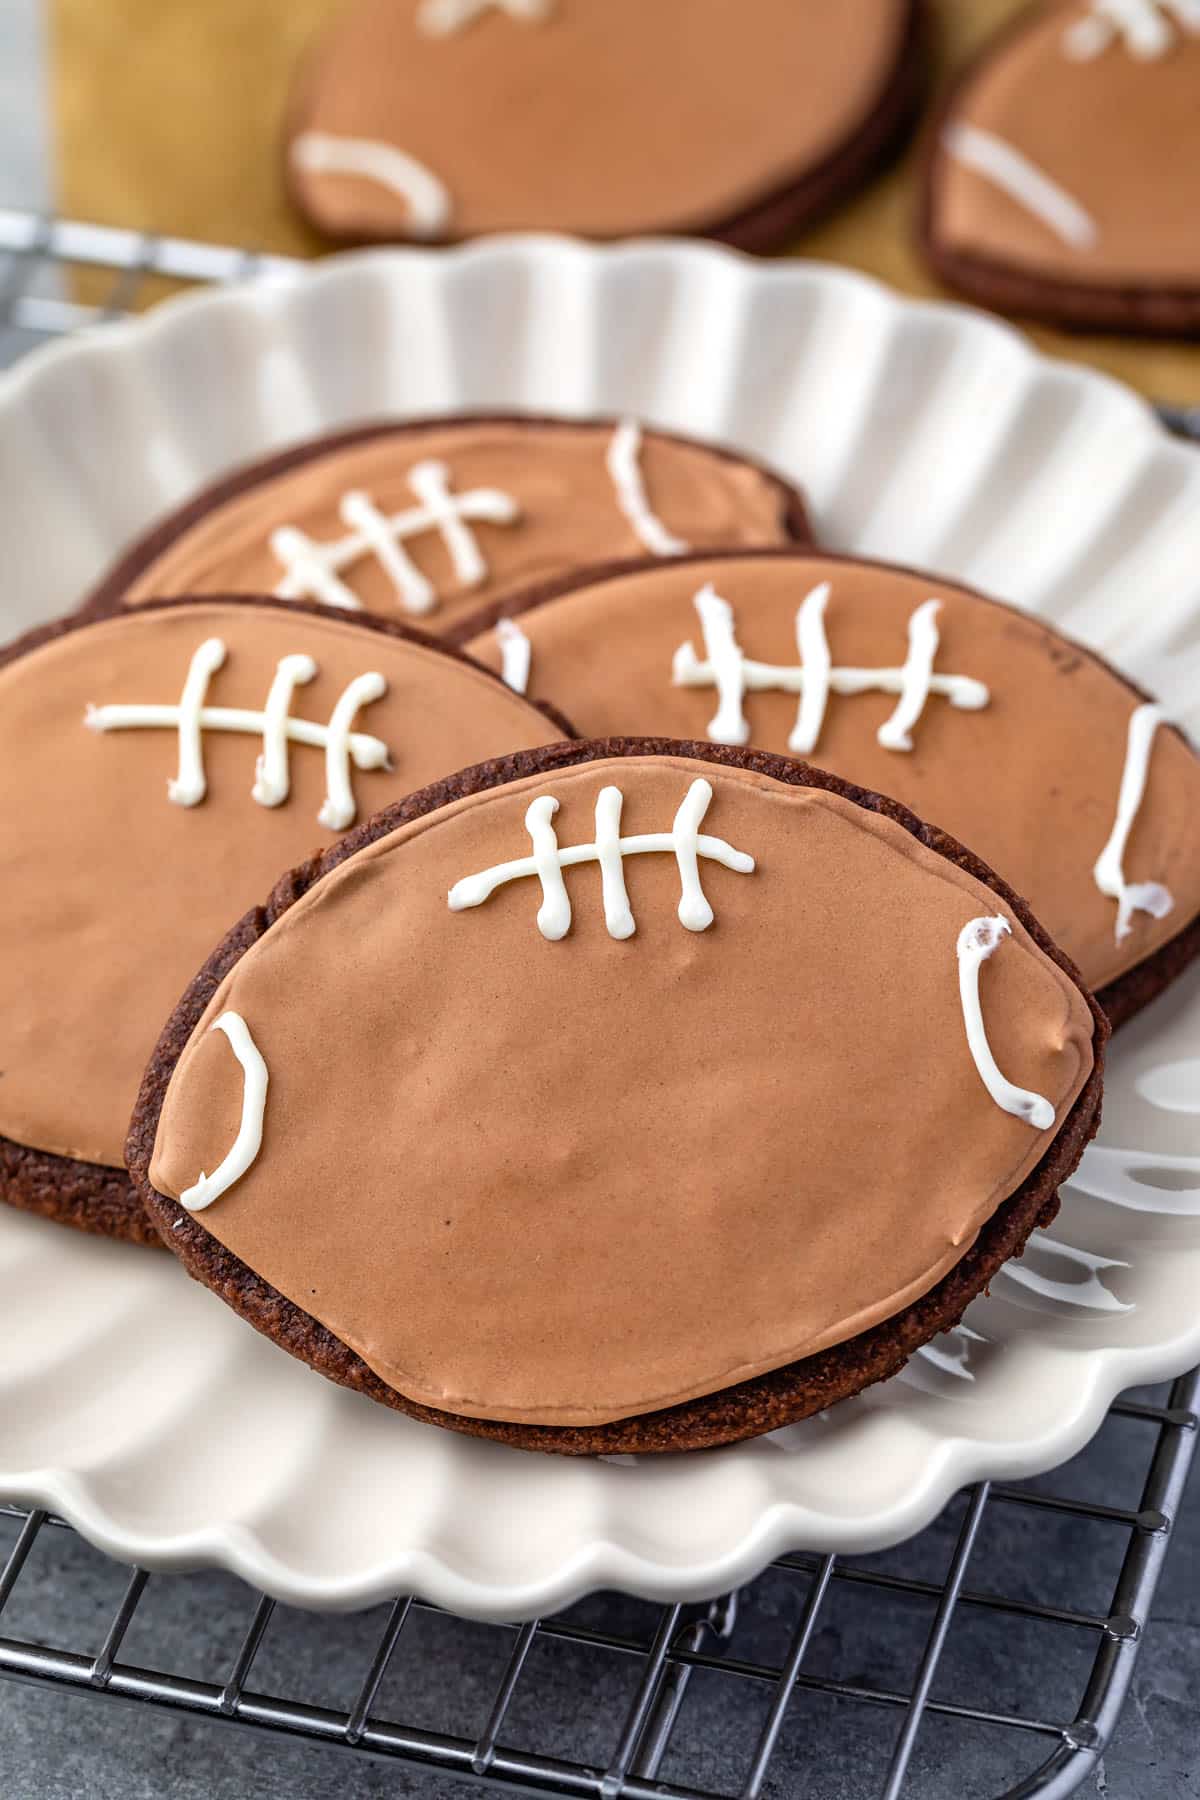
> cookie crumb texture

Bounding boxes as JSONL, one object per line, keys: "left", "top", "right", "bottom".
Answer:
{"left": 134, "top": 740, "right": 1105, "bottom": 1453}
{"left": 923, "top": 0, "right": 1200, "bottom": 335}
{"left": 286, "top": 0, "right": 924, "bottom": 248}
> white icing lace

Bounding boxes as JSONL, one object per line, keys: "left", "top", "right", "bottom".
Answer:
{"left": 672, "top": 584, "right": 989, "bottom": 755}
{"left": 271, "top": 460, "right": 520, "bottom": 617}
{"left": 448, "top": 777, "right": 755, "bottom": 940}
{"left": 1064, "top": 0, "right": 1200, "bottom": 60}
{"left": 85, "top": 637, "right": 391, "bottom": 831}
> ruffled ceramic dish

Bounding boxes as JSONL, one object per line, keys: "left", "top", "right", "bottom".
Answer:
{"left": 2, "top": 239, "right": 1199, "bottom": 1620}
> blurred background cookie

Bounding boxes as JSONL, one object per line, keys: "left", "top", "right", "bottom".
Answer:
{"left": 923, "top": 0, "right": 1200, "bottom": 335}
{"left": 284, "top": 0, "right": 925, "bottom": 249}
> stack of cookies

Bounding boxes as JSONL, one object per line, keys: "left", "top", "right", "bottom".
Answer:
{"left": 3, "top": 401, "right": 1195, "bottom": 1454}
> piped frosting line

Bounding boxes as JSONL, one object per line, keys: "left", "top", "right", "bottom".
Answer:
{"left": 180, "top": 1013, "right": 269, "bottom": 1211}
{"left": 607, "top": 420, "right": 690, "bottom": 558}
{"left": 672, "top": 584, "right": 989, "bottom": 755}
{"left": 447, "top": 776, "right": 754, "bottom": 940}
{"left": 1094, "top": 703, "right": 1175, "bottom": 942}
{"left": 941, "top": 123, "right": 1099, "bottom": 251}
{"left": 418, "top": 0, "right": 554, "bottom": 34}
{"left": 495, "top": 617, "right": 532, "bottom": 694}
{"left": 291, "top": 131, "right": 452, "bottom": 239}
{"left": 271, "top": 460, "right": 520, "bottom": 617}
{"left": 1064, "top": 0, "right": 1200, "bottom": 61}
{"left": 956, "top": 917, "right": 1055, "bottom": 1130}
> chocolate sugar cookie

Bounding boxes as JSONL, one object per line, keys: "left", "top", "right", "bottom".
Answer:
{"left": 458, "top": 550, "right": 1200, "bottom": 1019}
{"left": 923, "top": 0, "right": 1200, "bottom": 336}
{"left": 82, "top": 416, "right": 811, "bottom": 639}
{"left": 132, "top": 740, "right": 1104, "bottom": 1454}
{"left": 285, "top": 0, "right": 925, "bottom": 250}
{"left": 0, "top": 598, "right": 569, "bottom": 1244}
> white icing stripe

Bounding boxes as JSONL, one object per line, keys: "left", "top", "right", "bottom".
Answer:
{"left": 252, "top": 653, "right": 317, "bottom": 808}
{"left": 956, "top": 918, "right": 1055, "bottom": 1131}
{"left": 290, "top": 132, "right": 451, "bottom": 239}
{"left": 1094, "top": 703, "right": 1175, "bottom": 942}
{"left": 448, "top": 777, "right": 754, "bottom": 940}
{"left": 877, "top": 601, "right": 940, "bottom": 752}
{"left": 594, "top": 786, "right": 635, "bottom": 940}
{"left": 271, "top": 460, "right": 520, "bottom": 617}
{"left": 607, "top": 420, "right": 690, "bottom": 558}
{"left": 86, "top": 641, "right": 390, "bottom": 831}
{"left": 166, "top": 635, "right": 225, "bottom": 806}
{"left": 672, "top": 584, "right": 989, "bottom": 756}
{"left": 496, "top": 617, "right": 532, "bottom": 694}
{"left": 318, "top": 673, "right": 390, "bottom": 831}
{"left": 942, "top": 123, "right": 1098, "bottom": 251}
{"left": 793, "top": 583, "right": 833, "bottom": 756}
{"left": 180, "top": 1013, "right": 269, "bottom": 1212}
{"left": 1064, "top": 0, "right": 1200, "bottom": 60}
{"left": 418, "top": 0, "right": 554, "bottom": 34}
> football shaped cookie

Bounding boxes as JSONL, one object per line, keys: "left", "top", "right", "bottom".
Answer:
{"left": 82, "top": 417, "right": 811, "bottom": 638}
{"left": 923, "top": 0, "right": 1200, "bottom": 335}
{"left": 0, "top": 598, "right": 568, "bottom": 1244}
{"left": 131, "top": 740, "right": 1103, "bottom": 1453}
{"left": 285, "top": 0, "right": 924, "bottom": 249}
{"left": 458, "top": 550, "right": 1200, "bottom": 1017}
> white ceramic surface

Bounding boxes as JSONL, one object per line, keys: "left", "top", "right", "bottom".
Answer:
{"left": 2, "top": 239, "right": 1200, "bottom": 1622}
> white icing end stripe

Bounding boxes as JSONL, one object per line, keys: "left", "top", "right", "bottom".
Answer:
{"left": 942, "top": 123, "right": 1098, "bottom": 251}
{"left": 496, "top": 618, "right": 532, "bottom": 694}
{"left": 447, "top": 777, "right": 754, "bottom": 941}
{"left": 1094, "top": 703, "right": 1175, "bottom": 942}
{"left": 180, "top": 1013, "right": 269, "bottom": 1212}
{"left": 956, "top": 918, "right": 1056, "bottom": 1131}
{"left": 607, "top": 420, "right": 690, "bottom": 559}
{"left": 419, "top": 0, "right": 554, "bottom": 34}
{"left": 1064, "top": 0, "right": 1200, "bottom": 60}
{"left": 291, "top": 132, "right": 451, "bottom": 239}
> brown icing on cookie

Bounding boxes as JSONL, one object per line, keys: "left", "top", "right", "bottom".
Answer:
{"left": 83, "top": 417, "right": 811, "bottom": 639}
{"left": 923, "top": 0, "right": 1200, "bottom": 334}
{"left": 136, "top": 741, "right": 1100, "bottom": 1449}
{"left": 285, "top": 0, "right": 924, "bottom": 249}
{"left": 0, "top": 597, "right": 568, "bottom": 1240}
{"left": 459, "top": 551, "right": 1200, "bottom": 1012}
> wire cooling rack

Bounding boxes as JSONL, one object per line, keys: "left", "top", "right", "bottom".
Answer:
{"left": 0, "top": 209, "right": 1197, "bottom": 1800}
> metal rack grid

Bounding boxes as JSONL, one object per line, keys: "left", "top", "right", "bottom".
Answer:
{"left": 0, "top": 209, "right": 1197, "bottom": 1800}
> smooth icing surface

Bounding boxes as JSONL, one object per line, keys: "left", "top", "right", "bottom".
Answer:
{"left": 0, "top": 602, "right": 562, "bottom": 1169}
{"left": 150, "top": 755, "right": 1094, "bottom": 1428}
{"left": 119, "top": 421, "right": 799, "bottom": 637}
{"left": 288, "top": 0, "right": 911, "bottom": 240}
{"left": 933, "top": 0, "right": 1200, "bottom": 284}
{"left": 465, "top": 555, "right": 1200, "bottom": 994}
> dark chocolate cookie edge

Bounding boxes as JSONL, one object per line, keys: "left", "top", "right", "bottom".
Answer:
{"left": 450, "top": 544, "right": 1200, "bottom": 1028}
{"left": 128, "top": 735, "right": 1108, "bottom": 1453}
{"left": 0, "top": 595, "right": 575, "bottom": 1246}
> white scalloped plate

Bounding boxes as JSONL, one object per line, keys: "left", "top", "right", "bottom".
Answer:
{"left": 2, "top": 240, "right": 1200, "bottom": 1621}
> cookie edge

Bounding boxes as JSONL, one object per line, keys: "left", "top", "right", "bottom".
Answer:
{"left": 128, "top": 734, "right": 1108, "bottom": 1452}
